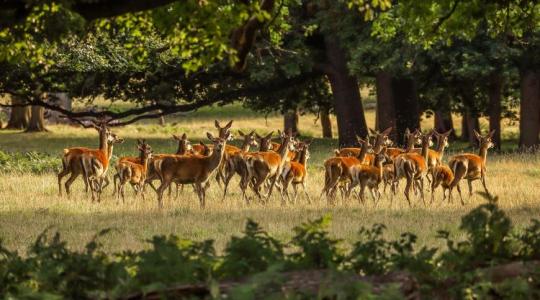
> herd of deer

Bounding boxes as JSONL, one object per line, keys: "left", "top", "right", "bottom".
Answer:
{"left": 56, "top": 120, "right": 495, "bottom": 208}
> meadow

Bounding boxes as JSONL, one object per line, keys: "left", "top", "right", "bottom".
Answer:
{"left": 0, "top": 102, "right": 539, "bottom": 255}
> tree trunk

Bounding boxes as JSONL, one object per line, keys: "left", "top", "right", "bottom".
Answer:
{"left": 324, "top": 35, "right": 368, "bottom": 147}
{"left": 6, "top": 95, "right": 30, "bottom": 129}
{"left": 464, "top": 110, "right": 480, "bottom": 147}
{"left": 284, "top": 109, "right": 299, "bottom": 135}
{"left": 488, "top": 74, "right": 503, "bottom": 150}
{"left": 375, "top": 71, "right": 397, "bottom": 142}
{"left": 391, "top": 77, "right": 420, "bottom": 146}
{"left": 320, "top": 107, "right": 332, "bottom": 138}
{"left": 519, "top": 69, "right": 540, "bottom": 149}
{"left": 461, "top": 113, "right": 469, "bottom": 142}
{"left": 434, "top": 110, "right": 457, "bottom": 140}
{"left": 25, "top": 106, "right": 48, "bottom": 132}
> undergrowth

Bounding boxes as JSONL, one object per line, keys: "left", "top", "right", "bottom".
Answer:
{"left": 1, "top": 194, "right": 540, "bottom": 299}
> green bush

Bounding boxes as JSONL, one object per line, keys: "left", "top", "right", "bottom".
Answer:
{"left": 0, "top": 150, "right": 60, "bottom": 174}
{"left": 2, "top": 195, "right": 540, "bottom": 299}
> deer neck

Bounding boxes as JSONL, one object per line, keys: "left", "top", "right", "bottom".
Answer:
{"left": 141, "top": 154, "right": 150, "bottom": 174}
{"left": 376, "top": 160, "right": 384, "bottom": 178}
{"left": 435, "top": 138, "right": 447, "bottom": 160}
{"left": 479, "top": 144, "right": 489, "bottom": 165}
{"left": 208, "top": 143, "right": 226, "bottom": 172}
{"left": 278, "top": 139, "right": 290, "bottom": 166}
{"left": 356, "top": 143, "right": 368, "bottom": 162}
{"left": 241, "top": 139, "right": 251, "bottom": 152}
{"left": 298, "top": 148, "right": 308, "bottom": 167}
{"left": 421, "top": 141, "right": 429, "bottom": 161}
{"left": 107, "top": 142, "right": 115, "bottom": 161}
{"left": 98, "top": 130, "right": 108, "bottom": 154}
{"left": 175, "top": 141, "right": 186, "bottom": 155}
{"left": 404, "top": 136, "right": 415, "bottom": 152}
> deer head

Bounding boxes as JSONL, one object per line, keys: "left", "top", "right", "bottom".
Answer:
{"left": 215, "top": 120, "right": 234, "bottom": 141}
{"left": 474, "top": 129, "right": 495, "bottom": 149}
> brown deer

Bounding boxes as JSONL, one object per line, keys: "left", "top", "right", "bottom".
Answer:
{"left": 393, "top": 130, "right": 433, "bottom": 206}
{"left": 154, "top": 131, "right": 230, "bottom": 208}
{"left": 115, "top": 140, "right": 153, "bottom": 203}
{"left": 280, "top": 139, "right": 312, "bottom": 204}
{"left": 412, "top": 129, "right": 453, "bottom": 182}
{"left": 349, "top": 147, "right": 389, "bottom": 205}
{"left": 221, "top": 130, "right": 258, "bottom": 200}
{"left": 58, "top": 122, "right": 123, "bottom": 197}
{"left": 431, "top": 164, "right": 455, "bottom": 204}
{"left": 320, "top": 136, "right": 371, "bottom": 202}
{"left": 448, "top": 130, "right": 495, "bottom": 205}
{"left": 241, "top": 130, "right": 296, "bottom": 204}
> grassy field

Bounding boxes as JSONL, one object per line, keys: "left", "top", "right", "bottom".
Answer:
{"left": 1, "top": 103, "right": 539, "bottom": 255}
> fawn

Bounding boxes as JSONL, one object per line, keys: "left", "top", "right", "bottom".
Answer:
{"left": 115, "top": 140, "right": 153, "bottom": 203}
{"left": 280, "top": 139, "right": 312, "bottom": 204}
{"left": 349, "top": 147, "right": 388, "bottom": 205}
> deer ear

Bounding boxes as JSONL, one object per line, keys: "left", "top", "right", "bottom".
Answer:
{"left": 238, "top": 130, "right": 245, "bottom": 137}
{"left": 255, "top": 133, "right": 262, "bottom": 139}
{"left": 444, "top": 129, "right": 453, "bottom": 136}
{"left": 488, "top": 129, "right": 496, "bottom": 138}
{"left": 199, "top": 141, "right": 205, "bottom": 146}
{"left": 137, "top": 139, "right": 143, "bottom": 145}
{"left": 369, "top": 128, "right": 378, "bottom": 136}
{"left": 207, "top": 132, "right": 215, "bottom": 141}
{"left": 181, "top": 133, "right": 187, "bottom": 140}
{"left": 214, "top": 120, "right": 220, "bottom": 129}
{"left": 172, "top": 134, "right": 179, "bottom": 141}
{"left": 266, "top": 131, "right": 274, "bottom": 139}
{"left": 381, "top": 127, "right": 392, "bottom": 135}
{"left": 225, "top": 120, "right": 233, "bottom": 129}
{"left": 356, "top": 135, "right": 365, "bottom": 144}
{"left": 473, "top": 129, "right": 482, "bottom": 140}
{"left": 405, "top": 128, "right": 410, "bottom": 135}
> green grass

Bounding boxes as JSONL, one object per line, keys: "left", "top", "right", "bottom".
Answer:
{"left": 0, "top": 104, "right": 539, "bottom": 255}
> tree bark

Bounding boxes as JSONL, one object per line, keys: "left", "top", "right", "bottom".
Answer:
{"left": 434, "top": 110, "right": 456, "bottom": 140}
{"left": 320, "top": 107, "right": 333, "bottom": 138}
{"left": 25, "top": 106, "right": 48, "bottom": 132}
{"left": 391, "top": 77, "right": 420, "bottom": 146}
{"left": 464, "top": 110, "right": 480, "bottom": 147}
{"left": 519, "top": 69, "right": 540, "bottom": 149}
{"left": 6, "top": 95, "right": 30, "bottom": 129}
{"left": 461, "top": 113, "right": 469, "bottom": 142}
{"left": 323, "top": 35, "right": 368, "bottom": 147}
{"left": 487, "top": 74, "right": 503, "bottom": 150}
{"left": 284, "top": 109, "right": 299, "bottom": 135}
{"left": 375, "top": 71, "right": 397, "bottom": 142}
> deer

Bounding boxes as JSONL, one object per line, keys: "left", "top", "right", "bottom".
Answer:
{"left": 280, "top": 139, "right": 312, "bottom": 204}
{"left": 191, "top": 120, "right": 234, "bottom": 189}
{"left": 335, "top": 127, "right": 392, "bottom": 163}
{"left": 154, "top": 131, "right": 230, "bottom": 208}
{"left": 320, "top": 136, "right": 371, "bottom": 202}
{"left": 240, "top": 130, "right": 296, "bottom": 204}
{"left": 448, "top": 130, "right": 495, "bottom": 205}
{"left": 115, "top": 140, "right": 153, "bottom": 203}
{"left": 58, "top": 122, "right": 123, "bottom": 197}
{"left": 431, "top": 164, "right": 455, "bottom": 204}
{"left": 349, "top": 146, "right": 389, "bottom": 205}
{"left": 221, "top": 130, "right": 259, "bottom": 201}
{"left": 393, "top": 130, "right": 433, "bottom": 206}
{"left": 411, "top": 129, "right": 453, "bottom": 183}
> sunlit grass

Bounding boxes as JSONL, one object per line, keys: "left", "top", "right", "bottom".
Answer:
{"left": 0, "top": 104, "right": 537, "bottom": 254}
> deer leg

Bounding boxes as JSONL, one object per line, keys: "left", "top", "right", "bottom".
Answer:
{"left": 457, "top": 184, "right": 464, "bottom": 206}
{"left": 222, "top": 169, "right": 235, "bottom": 202}
{"left": 467, "top": 179, "right": 473, "bottom": 197}
{"left": 404, "top": 177, "right": 412, "bottom": 207}
{"left": 156, "top": 179, "right": 171, "bottom": 209}
{"left": 57, "top": 168, "right": 70, "bottom": 196}
{"left": 359, "top": 182, "right": 366, "bottom": 205}
{"left": 481, "top": 173, "right": 491, "bottom": 198}
{"left": 292, "top": 184, "right": 299, "bottom": 204}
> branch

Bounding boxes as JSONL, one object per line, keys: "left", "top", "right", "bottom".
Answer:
{"left": 0, "top": 71, "right": 319, "bottom": 127}
{"left": 432, "top": 0, "right": 461, "bottom": 33}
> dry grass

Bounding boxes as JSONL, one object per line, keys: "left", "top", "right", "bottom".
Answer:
{"left": 0, "top": 104, "right": 538, "bottom": 254}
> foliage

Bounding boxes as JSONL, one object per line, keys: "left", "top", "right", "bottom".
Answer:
{"left": 0, "top": 150, "right": 60, "bottom": 174}
{"left": 1, "top": 195, "right": 540, "bottom": 298}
